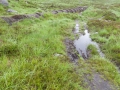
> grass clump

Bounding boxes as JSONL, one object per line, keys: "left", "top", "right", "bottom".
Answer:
{"left": 87, "top": 44, "right": 99, "bottom": 56}
{"left": 0, "top": 43, "right": 19, "bottom": 56}
{"left": 103, "top": 11, "right": 118, "bottom": 21}
{"left": 99, "top": 29, "right": 109, "bottom": 37}
{"left": 87, "top": 19, "right": 120, "bottom": 30}
{"left": 91, "top": 33, "right": 108, "bottom": 43}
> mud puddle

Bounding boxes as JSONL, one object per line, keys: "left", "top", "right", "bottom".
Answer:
{"left": 65, "top": 21, "right": 118, "bottom": 90}
{"left": 65, "top": 21, "right": 104, "bottom": 62}
{"left": 73, "top": 22, "right": 104, "bottom": 59}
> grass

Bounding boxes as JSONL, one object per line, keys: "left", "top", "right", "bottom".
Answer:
{"left": 77, "top": 0, "right": 120, "bottom": 88}
{"left": 86, "top": 1, "right": 120, "bottom": 67}
{"left": 0, "top": 13, "right": 86, "bottom": 89}
{"left": 0, "top": 0, "right": 120, "bottom": 90}
{"left": 87, "top": 44, "right": 99, "bottom": 56}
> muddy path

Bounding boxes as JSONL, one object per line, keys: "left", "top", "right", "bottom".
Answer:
{"left": 67, "top": 21, "right": 104, "bottom": 60}
{"left": 1, "top": 6, "right": 87, "bottom": 25}
{"left": 65, "top": 21, "right": 118, "bottom": 90}
{"left": 84, "top": 73, "right": 118, "bottom": 90}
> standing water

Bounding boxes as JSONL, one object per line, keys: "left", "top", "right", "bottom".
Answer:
{"left": 74, "top": 22, "right": 104, "bottom": 59}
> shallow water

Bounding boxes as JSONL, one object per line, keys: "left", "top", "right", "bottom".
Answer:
{"left": 74, "top": 23, "right": 104, "bottom": 59}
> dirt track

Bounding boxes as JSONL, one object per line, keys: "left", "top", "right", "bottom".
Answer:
{"left": 1, "top": 6, "right": 87, "bottom": 25}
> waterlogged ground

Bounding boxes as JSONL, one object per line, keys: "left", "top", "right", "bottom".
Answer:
{"left": 74, "top": 22, "right": 104, "bottom": 59}
{"left": 0, "top": 0, "right": 120, "bottom": 90}
{"left": 68, "top": 21, "right": 119, "bottom": 90}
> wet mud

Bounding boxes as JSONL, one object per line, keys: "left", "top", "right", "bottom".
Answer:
{"left": 64, "top": 38, "right": 79, "bottom": 63}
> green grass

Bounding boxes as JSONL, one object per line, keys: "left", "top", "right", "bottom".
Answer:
{"left": 78, "top": 1, "right": 120, "bottom": 88}
{"left": 0, "top": 13, "right": 86, "bottom": 89}
{"left": 87, "top": 44, "right": 99, "bottom": 56}
{"left": 0, "top": 0, "right": 120, "bottom": 90}
{"left": 86, "top": 1, "right": 120, "bottom": 68}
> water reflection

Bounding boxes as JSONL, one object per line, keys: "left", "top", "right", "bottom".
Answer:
{"left": 74, "top": 23, "right": 104, "bottom": 59}
{"left": 74, "top": 23, "right": 79, "bottom": 33}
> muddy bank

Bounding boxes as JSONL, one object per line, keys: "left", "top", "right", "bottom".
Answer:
{"left": 64, "top": 38, "right": 79, "bottom": 63}
{"left": 1, "top": 6, "right": 87, "bottom": 25}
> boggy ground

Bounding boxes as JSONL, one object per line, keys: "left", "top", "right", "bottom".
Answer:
{"left": 87, "top": 3, "right": 120, "bottom": 67}
{"left": 66, "top": 20, "right": 119, "bottom": 90}
{"left": 0, "top": 0, "right": 120, "bottom": 90}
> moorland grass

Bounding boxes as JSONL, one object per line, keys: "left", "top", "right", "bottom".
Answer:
{"left": 0, "top": 13, "right": 87, "bottom": 89}
{"left": 78, "top": 1, "right": 120, "bottom": 87}
{"left": 0, "top": 0, "right": 120, "bottom": 89}
{"left": 86, "top": 2, "right": 120, "bottom": 68}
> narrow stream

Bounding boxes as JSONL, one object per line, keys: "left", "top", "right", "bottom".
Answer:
{"left": 74, "top": 22, "right": 104, "bottom": 59}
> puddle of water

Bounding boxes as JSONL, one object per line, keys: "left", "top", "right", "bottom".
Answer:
{"left": 74, "top": 23, "right": 79, "bottom": 33}
{"left": 74, "top": 22, "right": 104, "bottom": 59}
